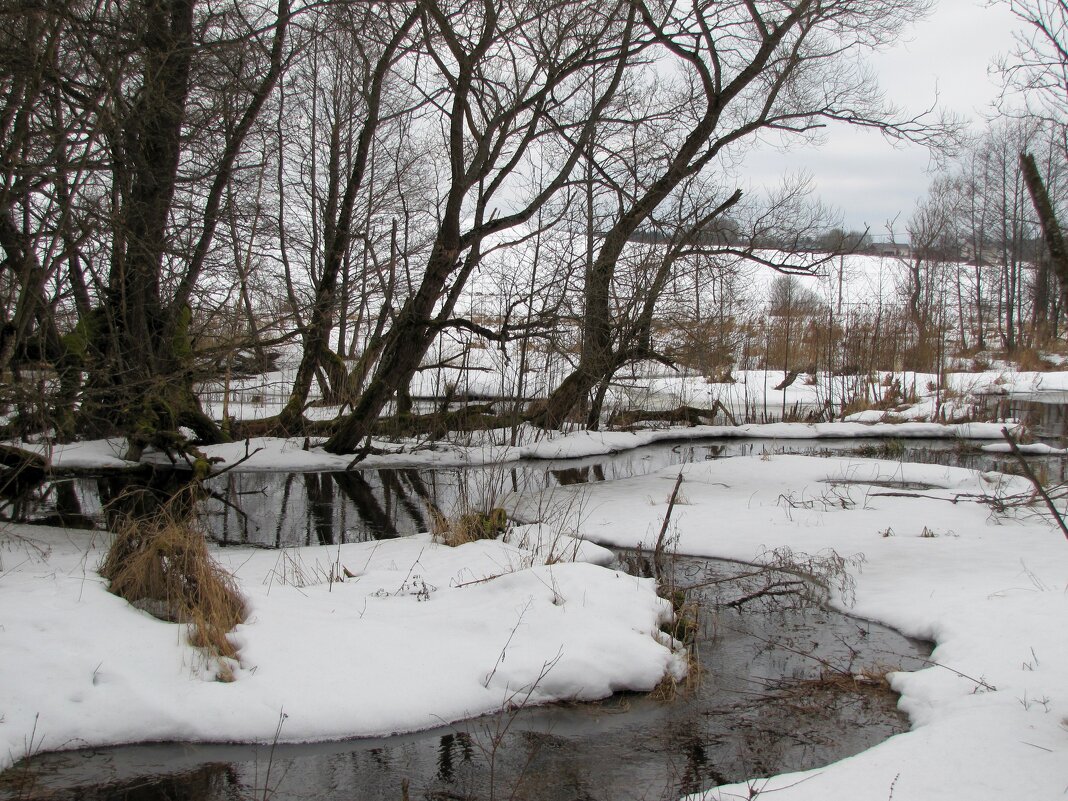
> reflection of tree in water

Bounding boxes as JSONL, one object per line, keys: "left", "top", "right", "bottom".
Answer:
{"left": 435, "top": 731, "right": 474, "bottom": 784}
{"left": 549, "top": 466, "right": 591, "bottom": 486}
{"left": 0, "top": 472, "right": 97, "bottom": 529}
{"left": 668, "top": 720, "right": 722, "bottom": 797}
{"left": 4, "top": 752, "right": 241, "bottom": 801}
{"left": 99, "top": 763, "right": 242, "bottom": 801}
{"left": 491, "top": 730, "right": 597, "bottom": 801}
{"left": 96, "top": 469, "right": 200, "bottom": 529}
{"left": 272, "top": 473, "right": 297, "bottom": 547}
{"left": 381, "top": 470, "right": 429, "bottom": 534}
{"left": 303, "top": 472, "right": 336, "bottom": 545}
{"left": 330, "top": 471, "right": 399, "bottom": 540}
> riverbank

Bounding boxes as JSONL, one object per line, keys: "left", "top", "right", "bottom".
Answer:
{"left": 510, "top": 454, "right": 1068, "bottom": 801}
{"left": 14, "top": 420, "right": 1015, "bottom": 474}
{"left": 3, "top": 443, "right": 1067, "bottom": 800}
{"left": 0, "top": 525, "right": 681, "bottom": 774}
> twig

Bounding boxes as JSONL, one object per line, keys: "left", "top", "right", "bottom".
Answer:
{"left": 868, "top": 491, "right": 958, "bottom": 502}
{"left": 483, "top": 597, "right": 533, "bottom": 688}
{"left": 1001, "top": 427, "right": 1068, "bottom": 542}
{"left": 208, "top": 440, "right": 265, "bottom": 478}
{"left": 654, "top": 471, "right": 685, "bottom": 572}
{"left": 260, "top": 709, "right": 288, "bottom": 800}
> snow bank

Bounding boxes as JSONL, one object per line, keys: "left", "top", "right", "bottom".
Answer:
{"left": 511, "top": 454, "right": 1068, "bottom": 801}
{"left": 0, "top": 528, "right": 680, "bottom": 770}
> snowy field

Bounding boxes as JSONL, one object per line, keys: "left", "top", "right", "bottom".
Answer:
{"left": 2, "top": 422, "right": 1068, "bottom": 799}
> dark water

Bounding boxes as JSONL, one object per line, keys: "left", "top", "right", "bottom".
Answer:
{"left": 3, "top": 437, "right": 1059, "bottom": 546}
{"left": 994, "top": 391, "right": 1068, "bottom": 445}
{"left": 1, "top": 553, "right": 930, "bottom": 801}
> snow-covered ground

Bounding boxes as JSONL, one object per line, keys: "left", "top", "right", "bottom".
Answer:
{"left": 197, "top": 347, "right": 1068, "bottom": 428}
{"left": 190, "top": 248, "right": 1061, "bottom": 427}
{"left": 16, "top": 420, "right": 1015, "bottom": 473}
{"left": 509, "top": 453, "right": 1068, "bottom": 801}
{"left": 0, "top": 525, "right": 680, "bottom": 772}
{"left": 3, "top": 425, "right": 1068, "bottom": 799}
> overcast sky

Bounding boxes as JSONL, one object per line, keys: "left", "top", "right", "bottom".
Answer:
{"left": 742, "top": 0, "right": 1024, "bottom": 237}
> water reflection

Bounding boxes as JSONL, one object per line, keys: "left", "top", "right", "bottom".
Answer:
{"left": 196, "top": 439, "right": 1068, "bottom": 546}
{"left": 4, "top": 438, "right": 1066, "bottom": 546}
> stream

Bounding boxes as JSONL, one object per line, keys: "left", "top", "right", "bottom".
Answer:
{"left": 2, "top": 550, "right": 930, "bottom": 801}
{"left": 4, "top": 437, "right": 1061, "bottom": 547}
{"left": 2, "top": 435, "right": 1059, "bottom": 800}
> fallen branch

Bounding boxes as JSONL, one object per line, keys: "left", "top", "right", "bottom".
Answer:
{"left": 725, "top": 579, "right": 807, "bottom": 608}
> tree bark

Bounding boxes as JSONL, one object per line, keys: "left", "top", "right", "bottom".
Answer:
{"left": 1021, "top": 151, "right": 1068, "bottom": 317}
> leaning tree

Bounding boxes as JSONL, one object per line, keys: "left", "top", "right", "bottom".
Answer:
{"left": 530, "top": 0, "right": 945, "bottom": 429}
{"left": 321, "top": 0, "right": 643, "bottom": 453}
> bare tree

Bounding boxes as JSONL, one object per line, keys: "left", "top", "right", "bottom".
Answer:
{"left": 1000, "top": 0, "right": 1068, "bottom": 125}
{"left": 531, "top": 0, "right": 944, "bottom": 429}
{"left": 0, "top": 0, "right": 293, "bottom": 457}
{"left": 898, "top": 177, "right": 957, "bottom": 368}
{"left": 323, "top": 0, "right": 641, "bottom": 454}
{"left": 998, "top": 0, "right": 1068, "bottom": 339}
{"left": 275, "top": 3, "right": 421, "bottom": 433}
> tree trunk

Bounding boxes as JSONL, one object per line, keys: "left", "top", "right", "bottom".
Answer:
{"left": 324, "top": 245, "right": 459, "bottom": 454}
{"left": 1021, "top": 151, "right": 1068, "bottom": 318}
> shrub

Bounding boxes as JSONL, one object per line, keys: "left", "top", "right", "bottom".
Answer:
{"left": 430, "top": 506, "right": 508, "bottom": 547}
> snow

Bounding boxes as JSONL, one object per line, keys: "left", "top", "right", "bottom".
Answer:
{"left": 507, "top": 454, "right": 1068, "bottom": 801}
{"left": 11, "top": 420, "right": 1012, "bottom": 476}
{"left": 0, "top": 527, "right": 681, "bottom": 769}
{"left": 196, "top": 421, "right": 1009, "bottom": 470}
{"left": 13, "top": 438, "right": 136, "bottom": 471}
{"left": 982, "top": 441, "right": 1068, "bottom": 455}
{"left": 4, "top": 416, "right": 1068, "bottom": 799}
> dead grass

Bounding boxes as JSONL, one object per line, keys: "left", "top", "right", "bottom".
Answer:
{"left": 768, "top": 665, "right": 898, "bottom": 712}
{"left": 430, "top": 506, "right": 507, "bottom": 547}
{"left": 649, "top": 651, "right": 701, "bottom": 701}
{"left": 839, "top": 394, "right": 878, "bottom": 418}
{"left": 100, "top": 496, "right": 246, "bottom": 668}
{"left": 1016, "top": 347, "right": 1058, "bottom": 372}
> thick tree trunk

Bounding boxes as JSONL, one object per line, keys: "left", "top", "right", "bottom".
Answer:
{"left": 1021, "top": 151, "right": 1068, "bottom": 318}
{"left": 90, "top": 0, "right": 228, "bottom": 452}
{"left": 324, "top": 244, "right": 460, "bottom": 453}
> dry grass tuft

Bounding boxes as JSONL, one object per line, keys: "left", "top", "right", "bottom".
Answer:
{"left": 430, "top": 506, "right": 508, "bottom": 547}
{"left": 649, "top": 650, "right": 702, "bottom": 701}
{"left": 1016, "top": 347, "right": 1057, "bottom": 372}
{"left": 100, "top": 499, "right": 246, "bottom": 667}
{"left": 766, "top": 665, "right": 899, "bottom": 713}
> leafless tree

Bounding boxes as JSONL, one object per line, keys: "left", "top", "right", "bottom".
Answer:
{"left": 531, "top": 0, "right": 945, "bottom": 429}
{"left": 0, "top": 0, "right": 293, "bottom": 456}
{"left": 323, "top": 0, "right": 641, "bottom": 453}
{"left": 1000, "top": 0, "right": 1068, "bottom": 125}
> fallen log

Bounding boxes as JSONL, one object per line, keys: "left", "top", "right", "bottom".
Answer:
{"left": 609, "top": 402, "right": 735, "bottom": 428}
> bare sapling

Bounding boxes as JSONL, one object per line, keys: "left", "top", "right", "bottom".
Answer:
{"left": 1000, "top": 427, "right": 1068, "bottom": 542}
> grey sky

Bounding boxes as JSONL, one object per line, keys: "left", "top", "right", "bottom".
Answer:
{"left": 742, "top": 0, "right": 1023, "bottom": 236}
